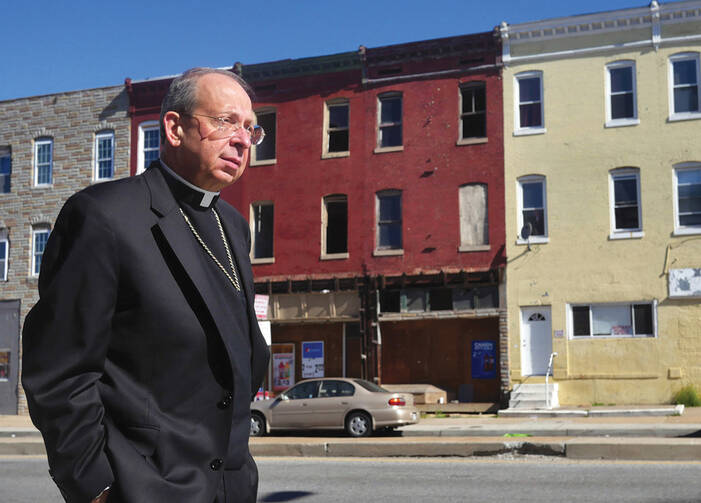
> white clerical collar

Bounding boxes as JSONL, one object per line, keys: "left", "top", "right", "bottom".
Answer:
{"left": 159, "top": 160, "right": 219, "bottom": 208}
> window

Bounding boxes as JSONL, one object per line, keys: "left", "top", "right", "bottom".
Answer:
{"left": 34, "top": 138, "right": 53, "bottom": 186}
{"left": 515, "top": 71, "right": 544, "bottom": 134}
{"left": 0, "top": 147, "right": 10, "bottom": 193}
{"left": 609, "top": 169, "right": 642, "bottom": 238}
{"left": 322, "top": 195, "right": 348, "bottom": 258}
{"left": 380, "top": 286, "right": 498, "bottom": 313}
{"left": 284, "top": 380, "right": 319, "bottom": 400}
{"left": 459, "top": 83, "right": 486, "bottom": 140}
{"left": 517, "top": 176, "right": 547, "bottom": 242}
{"left": 606, "top": 61, "right": 638, "bottom": 126}
{"left": 377, "top": 94, "right": 402, "bottom": 149}
{"left": 251, "top": 202, "right": 274, "bottom": 261}
{"left": 570, "top": 302, "right": 656, "bottom": 338}
{"left": 375, "top": 190, "right": 402, "bottom": 252}
{"left": 95, "top": 131, "right": 114, "bottom": 180}
{"left": 674, "top": 164, "right": 701, "bottom": 234}
{"left": 319, "top": 380, "right": 355, "bottom": 398}
{"left": 31, "top": 227, "right": 50, "bottom": 276}
{"left": 669, "top": 53, "right": 700, "bottom": 119}
{"left": 459, "top": 183, "right": 489, "bottom": 250}
{"left": 138, "top": 122, "right": 160, "bottom": 174}
{"left": 0, "top": 235, "right": 7, "bottom": 281}
{"left": 253, "top": 109, "right": 276, "bottom": 164}
{"left": 324, "top": 101, "right": 349, "bottom": 156}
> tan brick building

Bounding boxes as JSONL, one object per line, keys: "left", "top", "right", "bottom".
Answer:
{"left": 0, "top": 85, "right": 130, "bottom": 414}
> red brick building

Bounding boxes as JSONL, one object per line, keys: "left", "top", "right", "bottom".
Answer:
{"left": 127, "top": 31, "right": 508, "bottom": 404}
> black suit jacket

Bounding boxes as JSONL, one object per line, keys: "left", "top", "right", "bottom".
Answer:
{"left": 22, "top": 164, "right": 269, "bottom": 502}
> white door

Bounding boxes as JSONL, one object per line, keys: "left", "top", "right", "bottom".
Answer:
{"left": 520, "top": 307, "right": 552, "bottom": 376}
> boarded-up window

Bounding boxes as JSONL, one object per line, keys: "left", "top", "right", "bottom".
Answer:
{"left": 459, "top": 183, "right": 488, "bottom": 247}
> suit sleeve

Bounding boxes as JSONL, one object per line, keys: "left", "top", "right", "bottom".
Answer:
{"left": 22, "top": 192, "right": 116, "bottom": 502}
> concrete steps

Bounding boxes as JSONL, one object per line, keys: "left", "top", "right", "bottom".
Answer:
{"left": 508, "top": 383, "right": 559, "bottom": 409}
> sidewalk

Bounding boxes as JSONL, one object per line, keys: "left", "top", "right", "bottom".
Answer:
{"left": 2, "top": 406, "right": 700, "bottom": 461}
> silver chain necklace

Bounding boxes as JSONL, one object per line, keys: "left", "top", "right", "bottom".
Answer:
{"left": 179, "top": 207, "right": 242, "bottom": 292}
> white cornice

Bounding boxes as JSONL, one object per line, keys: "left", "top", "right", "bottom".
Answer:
{"left": 501, "top": 1, "right": 701, "bottom": 64}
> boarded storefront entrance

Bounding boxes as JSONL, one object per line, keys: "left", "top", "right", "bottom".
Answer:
{"left": 380, "top": 317, "right": 500, "bottom": 402}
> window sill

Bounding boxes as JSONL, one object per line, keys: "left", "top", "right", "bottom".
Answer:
{"left": 32, "top": 184, "right": 53, "bottom": 189}
{"left": 668, "top": 112, "right": 701, "bottom": 123}
{"left": 513, "top": 127, "right": 546, "bottom": 137}
{"left": 673, "top": 227, "right": 701, "bottom": 236}
{"left": 373, "top": 248, "right": 404, "bottom": 257}
{"left": 373, "top": 146, "right": 403, "bottom": 154}
{"left": 605, "top": 118, "right": 640, "bottom": 128}
{"left": 458, "top": 244, "right": 491, "bottom": 252}
{"left": 91, "top": 177, "right": 113, "bottom": 184}
{"left": 609, "top": 231, "right": 644, "bottom": 240}
{"left": 516, "top": 236, "right": 549, "bottom": 245}
{"left": 321, "top": 151, "right": 350, "bottom": 160}
{"left": 320, "top": 252, "right": 349, "bottom": 261}
{"left": 456, "top": 137, "right": 488, "bottom": 146}
{"left": 251, "top": 257, "right": 275, "bottom": 264}
{"left": 250, "top": 159, "right": 276, "bottom": 167}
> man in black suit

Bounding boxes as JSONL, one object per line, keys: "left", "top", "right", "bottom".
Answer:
{"left": 22, "top": 68, "right": 270, "bottom": 503}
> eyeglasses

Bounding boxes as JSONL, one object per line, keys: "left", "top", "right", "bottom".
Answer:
{"left": 185, "top": 113, "right": 265, "bottom": 145}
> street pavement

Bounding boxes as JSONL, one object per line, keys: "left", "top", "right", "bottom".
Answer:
{"left": 2, "top": 406, "right": 701, "bottom": 462}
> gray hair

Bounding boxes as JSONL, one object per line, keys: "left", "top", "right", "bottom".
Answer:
{"left": 159, "top": 67, "right": 254, "bottom": 143}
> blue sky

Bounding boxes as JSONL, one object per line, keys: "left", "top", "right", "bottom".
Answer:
{"left": 2, "top": 0, "right": 656, "bottom": 101}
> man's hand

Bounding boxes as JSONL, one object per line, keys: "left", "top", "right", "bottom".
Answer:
{"left": 91, "top": 488, "right": 110, "bottom": 502}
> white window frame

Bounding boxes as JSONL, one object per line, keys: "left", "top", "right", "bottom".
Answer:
{"left": 321, "top": 194, "right": 349, "bottom": 260}
{"left": 31, "top": 227, "right": 50, "bottom": 277}
{"left": 374, "top": 190, "right": 403, "bottom": 256}
{"left": 94, "top": 130, "right": 115, "bottom": 181}
{"left": 458, "top": 82, "right": 488, "bottom": 144}
{"left": 0, "top": 236, "right": 8, "bottom": 281}
{"left": 673, "top": 163, "right": 701, "bottom": 236}
{"left": 668, "top": 52, "right": 701, "bottom": 122}
{"left": 375, "top": 93, "right": 403, "bottom": 153}
{"left": 137, "top": 121, "right": 160, "bottom": 175}
{"left": 251, "top": 108, "right": 277, "bottom": 166}
{"left": 567, "top": 301, "right": 657, "bottom": 339}
{"left": 516, "top": 175, "right": 548, "bottom": 244}
{"left": 605, "top": 60, "right": 639, "bottom": 128}
{"left": 323, "top": 99, "right": 350, "bottom": 159}
{"left": 250, "top": 201, "right": 275, "bottom": 264}
{"left": 609, "top": 168, "right": 643, "bottom": 239}
{"left": 514, "top": 71, "right": 545, "bottom": 136}
{"left": 34, "top": 138, "right": 53, "bottom": 187}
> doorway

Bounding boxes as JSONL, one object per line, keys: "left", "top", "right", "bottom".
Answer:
{"left": 520, "top": 306, "right": 552, "bottom": 376}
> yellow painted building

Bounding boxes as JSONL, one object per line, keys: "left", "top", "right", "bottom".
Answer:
{"left": 501, "top": 0, "right": 701, "bottom": 406}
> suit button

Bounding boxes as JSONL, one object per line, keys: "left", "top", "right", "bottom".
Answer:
{"left": 210, "top": 458, "right": 223, "bottom": 471}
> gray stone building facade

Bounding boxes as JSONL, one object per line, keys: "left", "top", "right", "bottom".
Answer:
{"left": 0, "top": 85, "right": 130, "bottom": 414}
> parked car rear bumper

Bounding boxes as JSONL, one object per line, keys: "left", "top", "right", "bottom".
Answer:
{"left": 371, "top": 406, "right": 419, "bottom": 428}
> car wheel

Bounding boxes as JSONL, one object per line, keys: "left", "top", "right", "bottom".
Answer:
{"left": 250, "top": 413, "right": 266, "bottom": 437}
{"left": 345, "top": 411, "right": 372, "bottom": 437}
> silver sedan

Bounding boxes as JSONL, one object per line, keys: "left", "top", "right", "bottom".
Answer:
{"left": 250, "top": 378, "right": 418, "bottom": 437}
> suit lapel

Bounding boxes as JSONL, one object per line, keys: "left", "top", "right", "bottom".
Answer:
{"left": 144, "top": 166, "right": 246, "bottom": 375}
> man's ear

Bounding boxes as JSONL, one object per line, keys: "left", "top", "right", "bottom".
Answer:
{"left": 163, "top": 111, "right": 183, "bottom": 147}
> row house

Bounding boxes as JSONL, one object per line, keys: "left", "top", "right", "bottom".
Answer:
{"left": 501, "top": 0, "right": 701, "bottom": 406}
{"left": 128, "top": 30, "right": 507, "bottom": 403}
{"left": 0, "top": 86, "right": 131, "bottom": 414}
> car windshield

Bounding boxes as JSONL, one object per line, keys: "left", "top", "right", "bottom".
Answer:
{"left": 353, "top": 379, "right": 389, "bottom": 393}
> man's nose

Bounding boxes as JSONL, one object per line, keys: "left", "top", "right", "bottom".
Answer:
{"left": 229, "top": 130, "right": 252, "bottom": 149}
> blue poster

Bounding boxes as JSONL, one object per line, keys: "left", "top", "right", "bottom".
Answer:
{"left": 471, "top": 340, "right": 497, "bottom": 379}
{"left": 302, "top": 341, "right": 324, "bottom": 378}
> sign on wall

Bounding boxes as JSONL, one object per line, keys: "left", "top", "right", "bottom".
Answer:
{"left": 471, "top": 340, "right": 497, "bottom": 379}
{"left": 272, "top": 352, "right": 295, "bottom": 391}
{"left": 669, "top": 268, "right": 701, "bottom": 298}
{"left": 302, "top": 341, "right": 324, "bottom": 378}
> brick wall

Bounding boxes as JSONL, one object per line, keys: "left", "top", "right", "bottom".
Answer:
{"left": 0, "top": 85, "right": 130, "bottom": 414}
